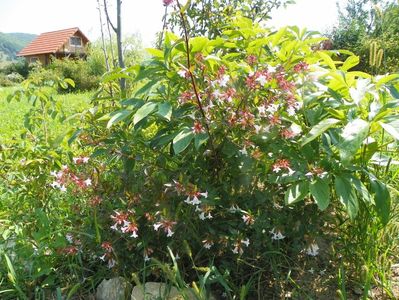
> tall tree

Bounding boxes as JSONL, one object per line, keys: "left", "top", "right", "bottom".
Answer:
{"left": 164, "top": 0, "right": 295, "bottom": 39}
{"left": 103, "top": 0, "right": 126, "bottom": 92}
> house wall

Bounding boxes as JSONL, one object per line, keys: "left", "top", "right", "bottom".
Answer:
{"left": 60, "top": 32, "right": 88, "bottom": 55}
{"left": 25, "top": 54, "right": 50, "bottom": 65}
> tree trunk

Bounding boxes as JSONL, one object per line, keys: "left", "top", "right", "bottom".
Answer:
{"left": 116, "top": 0, "right": 126, "bottom": 92}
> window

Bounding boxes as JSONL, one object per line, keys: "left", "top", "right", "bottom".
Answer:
{"left": 70, "top": 36, "right": 82, "bottom": 47}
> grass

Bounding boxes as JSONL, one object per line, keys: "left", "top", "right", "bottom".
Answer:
{"left": 0, "top": 86, "right": 92, "bottom": 143}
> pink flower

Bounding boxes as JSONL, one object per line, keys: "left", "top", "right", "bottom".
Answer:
{"left": 202, "top": 239, "right": 214, "bottom": 249}
{"left": 192, "top": 120, "right": 205, "bottom": 134}
{"left": 272, "top": 159, "right": 291, "bottom": 173}
{"left": 294, "top": 61, "right": 309, "bottom": 73}
{"left": 280, "top": 129, "right": 297, "bottom": 139}
{"left": 163, "top": 0, "right": 173, "bottom": 6}
{"left": 121, "top": 221, "right": 139, "bottom": 238}
{"left": 242, "top": 214, "right": 255, "bottom": 225}
{"left": 101, "top": 241, "right": 113, "bottom": 252}
{"left": 153, "top": 219, "right": 177, "bottom": 237}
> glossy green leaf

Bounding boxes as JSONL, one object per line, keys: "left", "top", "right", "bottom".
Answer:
{"left": 173, "top": 128, "right": 194, "bottom": 154}
{"left": 340, "top": 55, "right": 359, "bottom": 71}
{"left": 190, "top": 36, "right": 209, "bottom": 52}
{"left": 379, "top": 120, "right": 399, "bottom": 140}
{"left": 157, "top": 102, "right": 172, "bottom": 121}
{"left": 370, "top": 179, "right": 391, "bottom": 226}
{"left": 318, "top": 51, "right": 336, "bottom": 70}
{"left": 309, "top": 177, "right": 330, "bottom": 210}
{"left": 300, "top": 118, "right": 341, "bottom": 147}
{"left": 284, "top": 181, "right": 309, "bottom": 205}
{"left": 335, "top": 176, "right": 359, "bottom": 219}
{"left": 338, "top": 119, "right": 369, "bottom": 163}
{"left": 133, "top": 102, "right": 157, "bottom": 125}
{"left": 107, "top": 110, "right": 132, "bottom": 128}
{"left": 194, "top": 133, "right": 209, "bottom": 149}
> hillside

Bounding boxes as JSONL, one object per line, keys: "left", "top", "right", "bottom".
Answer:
{"left": 0, "top": 32, "right": 36, "bottom": 62}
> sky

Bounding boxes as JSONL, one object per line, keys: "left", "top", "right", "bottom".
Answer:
{"left": 0, "top": 0, "right": 347, "bottom": 47}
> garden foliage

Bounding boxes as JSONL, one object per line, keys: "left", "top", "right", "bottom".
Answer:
{"left": 1, "top": 3, "right": 399, "bottom": 299}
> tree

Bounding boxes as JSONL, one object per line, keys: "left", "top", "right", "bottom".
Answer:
{"left": 103, "top": 0, "right": 126, "bottom": 92}
{"left": 163, "top": 0, "right": 295, "bottom": 40}
{"left": 328, "top": 0, "right": 399, "bottom": 73}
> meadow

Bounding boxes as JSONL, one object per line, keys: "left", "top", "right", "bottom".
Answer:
{"left": 0, "top": 87, "right": 92, "bottom": 143}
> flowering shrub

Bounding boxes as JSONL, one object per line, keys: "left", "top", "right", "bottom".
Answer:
{"left": 2, "top": 6, "right": 399, "bottom": 299}
{"left": 69, "top": 13, "right": 399, "bottom": 297}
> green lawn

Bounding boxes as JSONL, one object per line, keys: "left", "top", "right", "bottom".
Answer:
{"left": 0, "top": 86, "right": 92, "bottom": 143}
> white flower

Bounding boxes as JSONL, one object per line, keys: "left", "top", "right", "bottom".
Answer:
{"left": 219, "top": 74, "right": 230, "bottom": 87}
{"left": 266, "top": 104, "right": 279, "bottom": 114}
{"left": 267, "top": 65, "right": 277, "bottom": 73}
{"left": 107, "top": 258, "right": 116, "bottom": 269}
{"left": 60, "top": 185, "right": 67, "bottom": 193}
{"left": 82, "top": 157, "right": 90, "bottom": 163}
{"left": 110, "top": 224, "right": 118, "bottom": 231}
{"left": 66, "top": 233, "right": 74, "bottom": 243}
{"left": 242, "top": 238, "right": 250, "bottom": 247}
{"left": 200, "top": 191, "right": 208, "bottom": 198}
{"left": 50, "top": 181, "right": 60, "bottom": 188}
{"left": 212, "top": 89, "right": 222, "bottom": 99}
{"left": 130, "top": 231, "right": 138, "bottom": 238}
{"left": 84, "top": 178, "right": 92, "bottom": 186}
{"left": 178, "top": 69, "right": 187, "bottom": 78}
{"left": 258, "top": 105, "right": 266, "bottom": 116}
{"left": 153, "top": 223, "right": 162, "bottom": 231}
{"left": 166, "top": 228, "right": 174, "bottom": 237}
{"left": 270, "top": 228, "right": 285, "bottom": 240}
{"left": 254, "top": 125, "right": 262, "bottom": 134}
{"left": 203, "top": 241, "right": 213, "bottom": 249}
{"left": 287, "top": 106, "right": 296, "bottom": 116}
{"left": 144, "top": 254, "right": 151, "bottom": 262}
{"left": 239, "top": 148, "right": 248, "bottom": 155}
{"left": 50, "top": 171, "right": 57, "bottom": 177}
{"left": 255, "top": 74, "right": 267, "bottom": 86}
{"left": 305, "top": 242, "right": 319, "bottom": 256}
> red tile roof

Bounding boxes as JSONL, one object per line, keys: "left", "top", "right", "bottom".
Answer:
{"left": 17, "top": 27, "right": 89, "bottom": 57}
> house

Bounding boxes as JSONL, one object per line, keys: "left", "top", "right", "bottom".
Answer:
{"left": 17, "top": 27, "right": 89, "bottom": 65}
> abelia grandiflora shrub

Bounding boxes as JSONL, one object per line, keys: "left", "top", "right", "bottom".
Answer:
{"left": 73, "top": 12, "right": 398, "bottom": 290}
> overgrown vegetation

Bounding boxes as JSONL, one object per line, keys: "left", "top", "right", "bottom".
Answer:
{"left": 0, "top": 0, "right": 399, "bottom": 299}
{"left": 328, "top": 0, "right": 399, "bottom": 74}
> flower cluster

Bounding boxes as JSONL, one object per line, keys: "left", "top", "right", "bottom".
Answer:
{"left": 50, "top": 157, "right": 92, "bottom": 192}
{"left": 100, "top": 241, "right": 115, "bottom": 268}
{"left": 110, "top": 210, "right": 139, "bottom": 238}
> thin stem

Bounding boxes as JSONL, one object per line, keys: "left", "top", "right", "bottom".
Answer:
{"left": 175, "top": 0, "right": 215, "bottom": 152}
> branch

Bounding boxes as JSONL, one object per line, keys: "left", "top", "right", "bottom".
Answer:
{"left": 103, "top": 0, "right": 117, "bottom": 33}
{"left": 175, "top": 0, "right": 215, "bottom": 152}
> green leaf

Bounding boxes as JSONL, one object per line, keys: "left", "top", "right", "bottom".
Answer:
{"left": 190, "top": 36, "right": 209, "bottom": 52}
{"left": 271, "top": 27, "right": 287, "bottom": 46}
{"left": 146, "top": 48, "right": 164, "bottom": 58}
{"left": 338, "top": 119, "right": 369, "bottom": 164}
{"left": 300, "top": 118, "right": 341, "bottom": 147}
{"left": 335, "top": 176, "right": 359, "bottom": 219}
{"left": 309, "top": 177, "right": 330, "bottom": 210}
{"left": 370, "top": 179, "right": 391, "bottom": 226}
{"left": 63, "top": 78, "right": 75, "bottom": 88}
{"left": 107, "top": 110, "right": 132, "bottom": 128}
{"left": 318, "top": 51, "right": 336, "bottom": 70}
{"left": 157, "top": 102, "right": 172, "bottom": 121}
{"left": 348, "top": 175, "right": 373, "bottom": 203}
{"left": 340, "top": 55, "right": 359, "bottom": 71}
{"left": 379, "top": 120, "right": 399, "bottom": 140}
{"left": 376, "top": 74, "right": 399, "bottom": 87}
{"left": 133, "top": 102, "right": 157, "bottom": 125}
{"left": 173, "top": 128, "right": 194, "bottom": 154}
{"left": 284, "top": 181, "right": 309, "bottom": 205}
{"left": 194, "top": 133, "right": 209, "bottom": 149}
